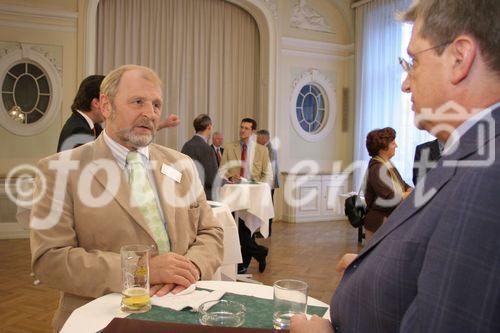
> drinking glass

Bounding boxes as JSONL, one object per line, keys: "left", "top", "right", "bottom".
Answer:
{"left": 273, "top": 279, "right": 308, "bottom": 329}
{"left": 120, "top": 244, "right": 151, "bottom": 313}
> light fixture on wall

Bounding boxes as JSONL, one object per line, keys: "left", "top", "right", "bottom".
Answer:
{"left": 8, "top": 105, "right": 25, "bottom": 123}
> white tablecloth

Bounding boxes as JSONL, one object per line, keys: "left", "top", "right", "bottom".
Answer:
{"left": 219, "top": 183, "right": 274, "bottom": 237}
{"left": 209, "top": 202, "right": 242, "bottom": 280}
{"left": 60, "top": 280, "right": 330, "bottom": 333}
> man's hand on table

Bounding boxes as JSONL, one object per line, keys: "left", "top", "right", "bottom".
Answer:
{"left": 150, "top": 283, "right": 187, "bottom": 296}
{"left": 290, "top": 314, "right": 334, "bottom": 333}
{"left": 149, "top": 252, "right": 200, "bottom": 296}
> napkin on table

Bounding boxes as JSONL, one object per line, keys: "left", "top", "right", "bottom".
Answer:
{"left": 151, "top": 284, "right": 225, "bottom": 312}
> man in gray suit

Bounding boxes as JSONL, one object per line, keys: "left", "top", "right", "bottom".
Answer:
{"left": 257, "top": 129, "right": 280, "bottom": 236}
{"left": 291, "top": 0, "right": 500, "bottom": 332}
{"left": 181, "top": 114, "right": 219, "bottom": 200}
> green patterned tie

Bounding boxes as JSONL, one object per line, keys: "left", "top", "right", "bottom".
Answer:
{"left": 126, "top": 151, "right": 170, "bottom": 253}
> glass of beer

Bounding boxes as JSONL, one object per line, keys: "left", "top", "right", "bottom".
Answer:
{"left": 120, "top": 244, "right": 151, "bottom": 313}
{"left": 273, "top": 279, "right": 308, "bottom": 329}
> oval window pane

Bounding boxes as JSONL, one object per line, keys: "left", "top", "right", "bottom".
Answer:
{"left": 300, "top": 85, "right": 309, "bottom": 96}
{"left": 37, "top": 95, "right": 50, "bottom": 113}
{"left": 296, "top": 93, "right": 304, "bottom": 107}
{"left": 296, "top": 108, "right": 304, "bottom": 122}
{"left": 300, "top": 120, "right": 308, "bottom": 132}
{"left": 303, "top": 94, "right": 317, "bottom": 122}
{"left": 27, "top": 109, "right": 43, "bottom": 123}
{"left": 38, "top": 76, "right": 49, "bottom": 94}
{"left": 2, "top": 93, "right": 15, "bottom": 111}
{"left": 311, "top": 121, "right": 320, "bottom": 132}
{"left": 14, "top": 74, "right": 38, "bottom": 112}
{"left": 317, "top": 94, "right": 324, "bottom": 109}
{"left": 28, "top": 63, "right": 43, "bottom": 77}
{"left": 311, "top": 85, "right": 320, "bottom": 95}
{"left": 10, "top": 63, "right": 26, "bottom": 77}
{"left": 316, "top": 109, "right": 324, "bottom": 123}
{"left": 2, "top": 75, "right": 15, "bottom": 92}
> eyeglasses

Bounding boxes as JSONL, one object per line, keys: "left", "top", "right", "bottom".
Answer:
{"left": 399, "top": 41, "right": 451, "bottom": 73}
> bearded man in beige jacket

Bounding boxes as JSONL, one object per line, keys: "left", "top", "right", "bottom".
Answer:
{"left": 30, "top": 65, "right": 223, "bottom": 331}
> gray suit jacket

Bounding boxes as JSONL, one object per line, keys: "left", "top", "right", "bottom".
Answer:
{"left": 266, "top": 143, "right": 281, "bottom": 189}
{"left": 31, "top": 135, "right": 223, "bottom": 331}
{"left": 331, "top": 106, "right": 500, "bottom": 333}
{"left": 181, "top": 135, "right": 219, "bottom": 200}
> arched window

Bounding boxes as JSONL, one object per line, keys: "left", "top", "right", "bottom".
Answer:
{"left": 0, "top": 43, "right": 61, "bottom": 136}
{"left": 290, "top": 69, "right": 336, "bottom": 142}
{"left": 2, "top": 62, "right": 50, "bottom": 124}
{"left": 295, "top": 84, "right": 326, "bottom": 133}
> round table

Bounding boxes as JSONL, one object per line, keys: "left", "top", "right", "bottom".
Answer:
{"left": 61, "top": 280, "right": 330, "bottom": 333}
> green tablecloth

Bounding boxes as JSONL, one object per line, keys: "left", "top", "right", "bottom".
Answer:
{"left": 127, "top": 291, "right": 328, "bottom": 329}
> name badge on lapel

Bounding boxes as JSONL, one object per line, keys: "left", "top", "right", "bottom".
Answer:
{"left": 161, "top": 164, "right": 182, "bottom": 183}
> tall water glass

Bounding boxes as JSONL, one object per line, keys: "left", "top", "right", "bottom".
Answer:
{"left": 120, "top": 244, "right": 151, "bottom": 313}
{"left": 273, "top": 279, "right": 308, "bottom": 329}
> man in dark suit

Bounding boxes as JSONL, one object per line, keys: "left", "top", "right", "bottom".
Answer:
{"left": 291, "top": 0, "right": 500, "bottom": 332}
{"left": 210, "top": 131, "right": 224, "bottom": 167}
{"left": 181, "top": 114, "right": 219, "bottom": 200}
{"left": 57, "top": 75, "right": 105, "bottom": 152}
{"left": 412, "top": 138, "right": 442, "bottom": 185}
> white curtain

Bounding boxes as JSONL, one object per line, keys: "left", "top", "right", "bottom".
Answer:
{"left": 353, "top": 0, "right": 433, "bottom": 189}
{"left": 96, "top": 0, "right": 260, "bottom": 149}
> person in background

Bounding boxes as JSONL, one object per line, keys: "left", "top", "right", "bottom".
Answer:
{"left": 57, "top": 75, "right": 105, "bottom": 152}
{"left": 181, "top": 114, "right": 219, "bottom": 200}
{"left": 364, "top": 127, "right": 412, "bottom": 240}
{"left": 31, "top": 65, "right": 223, "bottom": 332}
{"left": 412, "top": 138, "right": 443, "bottom": 185}
{"left": 256, "top": 129, "right": 281, "bottom": 236}
{"left": 291, "top": 0, "right": 500, "bottom": 331}
{"left": 220, "top": 118, "right": 272, "bottom": 273}
{"left": 211, "top": 131, "right": 224, "bottom": 167}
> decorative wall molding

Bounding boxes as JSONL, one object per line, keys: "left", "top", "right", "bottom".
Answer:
{"left": 282, "top": 37, "right": 354, "bottom": 53}
{"left": 281, "top": 37, "right": 354, "bottom": 61}
{"left": 290, "top": 0, "right": 334, "bottom": 34}
{"left": 0, "top": 3, "right": 77, "bottom": 32}
{"left": 258, "top": 0, "right": 278, "bottom": 19}
{"left": 289, "top": 68, "right": 337, "bottom": 142}
{"left": 28, "top": 45, "right": 63, "bottom": 75}
{"left": 0, "top": 3, "right": 78, "bottom": 19}
{"left": 281, "top": 49, "right": 353, "bottom": 61}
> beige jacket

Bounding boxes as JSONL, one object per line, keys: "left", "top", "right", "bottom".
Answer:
{"left": 30, "top": 135, "right": 223, "bottom": 331}
{"left": 219, "top": 140, "right": 273, "bottom": 185}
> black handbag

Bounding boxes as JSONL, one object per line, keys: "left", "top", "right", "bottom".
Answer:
{"left": 344, "top": 194, "right": 367, "bottom": 228}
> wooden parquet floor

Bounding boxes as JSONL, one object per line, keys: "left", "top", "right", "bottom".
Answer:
{"left": 0, "top": 220, "right": 361, "bottom": 332}
{"left": 0, "top": 239, "right": 58, "bottom": 333}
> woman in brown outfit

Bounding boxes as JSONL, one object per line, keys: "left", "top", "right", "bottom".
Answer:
{"left": 364, "top": 127, "right": 412, "bottom": 240}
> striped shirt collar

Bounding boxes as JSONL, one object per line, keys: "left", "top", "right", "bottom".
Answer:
{"left": 102, "top": 129, "right": 150, "bottom": 170}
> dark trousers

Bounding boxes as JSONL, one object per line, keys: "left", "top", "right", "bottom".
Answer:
{"left": 269, "top": 189, "right": 275, "bottom": 236}
{"left": 238, "top": 218, "right": 267, "bottom": 268}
